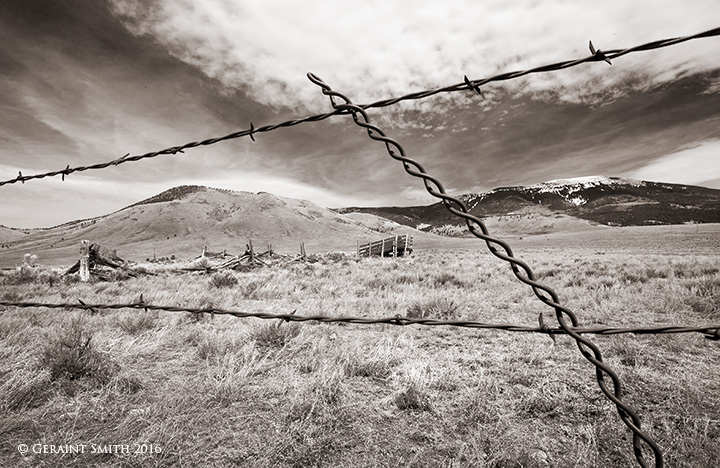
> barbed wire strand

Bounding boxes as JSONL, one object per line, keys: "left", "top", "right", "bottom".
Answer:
{"left": 1, "top": 26, "right": 718, "bottom": 188}
{"left": 305, "top": 72, "right": 667, "bottom": 467}
{"left": 1, "top": 300, "right": 718, "bottom": 339}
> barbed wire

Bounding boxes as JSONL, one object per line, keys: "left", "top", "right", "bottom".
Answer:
{"left": 1, "top": 300, "right": 718, "bottom": 339}
{"left": 305, "top": 73, "right": 668, "bottom": 466}
{"left": 1, "top": 26, "right": 719, "bottom": 188}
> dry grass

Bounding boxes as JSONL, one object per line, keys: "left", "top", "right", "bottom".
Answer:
{"left": 0, "top": 242, "right": 719, "bottom": 467}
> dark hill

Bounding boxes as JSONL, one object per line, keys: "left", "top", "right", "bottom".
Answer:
{"left": 336, "top": 176, "right": 720, "bottom": 232}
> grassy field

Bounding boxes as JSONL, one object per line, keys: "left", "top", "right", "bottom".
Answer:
{"left": 1, "top": 237, "right": 719, "bottom": 467}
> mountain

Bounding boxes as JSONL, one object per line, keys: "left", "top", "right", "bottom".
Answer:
{"left": 3, "top": 178, "right": 717, "bottom": 268}
{"left": 335, "top": 176, "right": 720, "bottom": 235}
{"left": 0, "top": 186, "right": 428, "bottom": 268}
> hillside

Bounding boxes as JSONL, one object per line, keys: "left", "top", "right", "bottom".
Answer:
{"left": 0, "top": 225, "right": 27, "bottom": 243}
{"left": 336, "top": 176, "right": 720, "bottom": 234}
{"left": 0, "top": 186, "right": 429, "bottom": 268}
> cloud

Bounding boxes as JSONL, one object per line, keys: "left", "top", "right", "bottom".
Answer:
{"left": 110, "top": 0, "right": 720, "bottom": 116}
{"left": 3, "top": 1, "right": 720, "bottom": 229}
{"left": 181, "top": 172, "right": 398, "bottom": 208}
{"left": 0, "top": 163, "right": 160, "bottom": 228}
{"left": 624, "top": 139, "right": 720, "bottom": 188}
{"left": 399, "top": 185, "right": 437, "bottom": 204}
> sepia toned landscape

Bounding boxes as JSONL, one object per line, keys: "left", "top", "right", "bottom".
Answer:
{"left": 1, "top": 180, "right": 719, "bottom": 467}
{"left": 2, "top": 2, "right": 720, "bottom": 467}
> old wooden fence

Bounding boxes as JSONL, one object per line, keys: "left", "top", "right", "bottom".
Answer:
{"left": 357, "top": 234, "right": 413, "bottom": 258}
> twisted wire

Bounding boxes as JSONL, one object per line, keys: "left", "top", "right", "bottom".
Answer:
{"left": 1, "top": 301, "right": 718, "bottom": 339}
{"left": 1, "top": 26, "right": 719, "bottom": 187}
{"left": 305, "top": 72, "right": 665, "bottom": 467}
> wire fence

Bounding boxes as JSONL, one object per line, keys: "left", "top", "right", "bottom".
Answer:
{"left": 1, "top": 300, "right": 718, "bottom": 340}
{"left": 2, "top": 26, "right": 720, "bottom": 468}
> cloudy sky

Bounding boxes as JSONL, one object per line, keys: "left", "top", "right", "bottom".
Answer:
{"left": 1, "top": 0, "right": 719, "bottom": 228}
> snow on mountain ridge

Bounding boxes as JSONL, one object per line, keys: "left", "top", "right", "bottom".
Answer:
{"left": 461, "top": 176, "right": 648, "bottom": 207}
{"left": 531, "top": 175, "right": 643, "bottom": 192}
{"left": 535, "top": 175, "right": 613, "bottom": 189}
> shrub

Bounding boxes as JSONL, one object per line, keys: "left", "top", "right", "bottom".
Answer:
{"left": 252, "top": 322, "right": 301, "bottom": 349}
{"left": 1, "top": 289, "right": 22, "bottom": 302}
{"left": 621, "top": 270, "right": 649, "bottom": 284}
{"left": 687, "top": 277, "right": 720, "bottom": 318}
{"left": 394, "top": 382, "right": 433, "bottom": 412}
{"left": 23, "top": 253, "right": 39, "bottom": 267}
{"left": 344, "top": 353, "right": 393, "bottom": 380}
{"left": 564, "top": 276, "right": 586, "bottom": 287}
{"left": 394, "top": 365, "right": 434, "bottom": 412}
{"left": 393, "top": 273, "right": 418, "bottom": 285}
{"left": 209, "top": 271, "right": 238, "bottom": 289}
{"left": 242, "top": 280, "right": 266, "bottom": 298}
{"left": 431, "top": 272, "right": 467, "bottom": 288}
{"left": 116, "top": 311, "right": 157, "bottom": 335}
{"left": 106, "top": 268, "right": 131, "bottom": 282}
{"left": 320, "top": 252, "right": 347, "bottom": 264}
{"left": 365, "top": 277, "right": 389, "bottom": 289}
{"left": 62, "top": 273, "right": 80, "bottom": 285}
{"left": 2, "top": 266, "right": 39, "bottom": 285}
{"left": 39, "top": 317, "right": 119, "bottom": 394}
{"left": 193, "top": 257, "right": 213, "bottom": 272}
{"left": 406, "top": 297, "right": 458, "bottom": 320}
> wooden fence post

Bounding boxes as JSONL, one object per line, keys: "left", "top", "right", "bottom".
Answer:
{"left": 393, "top": 235, "right": 398, "bottom": 257}
{"left": 300, "top": 242, "right": 306, "bottom": 261}
{"left": 79, "top": 240, "right": 90, "bottom": 282}
{"left": 248, "top": 239, "right": 255, "bottom": 266}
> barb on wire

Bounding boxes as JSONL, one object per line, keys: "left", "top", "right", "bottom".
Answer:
{"left": 1, "top": 300, "right": 718, "bottom": 338}
{"left": 538, "top": 313, "right": 556, "bottom": 344}
{"left": 113, "top": 153, "right": 130, "bottom": 167}
{"left": 1, "top": 26, "right": 718, "bottom": 188}
{"left": 77, "top": 298, "right": 97, "bottom": 315}
{"left": 306, "top": 72, "right": 664, "bottom": 468}
{"left": 589, "top": 40, "right": 612, "bottom": 65}
{"left": 463, "top": 75, "right": 483, "bottom": 96}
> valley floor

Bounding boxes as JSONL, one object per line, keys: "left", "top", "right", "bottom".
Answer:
{"left": 2, "top": 222, "right": 719, "bottom": 270}
{"left": 0, "top": 232, "right": 719, "bottom": 467}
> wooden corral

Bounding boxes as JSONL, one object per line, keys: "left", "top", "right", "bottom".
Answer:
{"left": 358, "top": 234, "right": 413, "bottom": 258}
{"left": 184, "top": 240, "right": 326, "bottom": 272}
{"left": 188, "top": 240, "right": 278, "bottom": 271}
